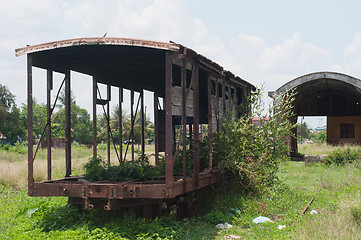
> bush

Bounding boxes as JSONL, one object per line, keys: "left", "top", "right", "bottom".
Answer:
{"left": 0, "top": 143, "right": 27, "bottom": 154}
{"left": 219, "top": 87, "right": 296, "bottom": 192}
{"left": 324, "top": 147, "right": 361, "bottom": 166}
{"left": 84, "top": 156, "right": 162, "bottom": 182}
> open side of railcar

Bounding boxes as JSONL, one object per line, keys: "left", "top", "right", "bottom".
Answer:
{"left": 16, "top": 37, "right": 255, "bottom": 215}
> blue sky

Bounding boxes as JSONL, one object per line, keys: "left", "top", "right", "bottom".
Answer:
{"left": 1, "top": 0, "right": 361, "bottom": 128}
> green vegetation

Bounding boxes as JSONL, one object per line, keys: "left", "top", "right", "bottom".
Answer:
{"left": 219, "top": 88, "right": 295, "bottom": 192}
{"left": 2, "top": 159, "right": 361, "bottom": 239}
{"left": 324, "top": 147, "right": 361, "bottom": 165}
{"left": 84, "top": 156, "right": 162, "bottom": 182}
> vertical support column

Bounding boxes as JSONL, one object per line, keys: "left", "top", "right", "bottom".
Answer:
{"left": 207, "top": 76, "right": 213, "bottom": 169}
{"left": 222, "top": 79, "right": 226, "bottom": 117}
{"left": 119, "top": 87, "right": 123, "bottom": 161}
{"left": 154, "top": 93, "right": 159, "bottom": 165}
{"left": 92, "top": 77, "right": 97, "bottom": 159}
{"left": 27, "top": 55, "right": 34, "bottom": 195}
{"left": 65, "top": 71, "right": 71, "bottom": 177}
{"left": 189, "top": 124, "right": 193, "bottom": 149}
{"left": 181, "top": 57, "right": 187, "bottom": 193}
{"left": 107, "top": 84, "right": 111, "bottom": 165}
{"left": 290, "top": 115, "right": 298, "bottom": 157}
{"left": 216, "top": 79, "right": 220, "bottom": 164}
{"left": 141, "top": 90, "right": 145, "bottom": 155}
{"left": 131, "top": 90, "right": 135, "bottom": 162}
{"left": 46, "top": 70, "right": 53, "bottom": 180}
{"left": 165, "top": 52, "right": 174, "bottom": 187}
{"left": 193, "top": 64, "right": 200, "bottom": 187}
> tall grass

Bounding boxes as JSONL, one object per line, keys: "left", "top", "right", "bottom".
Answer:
{"left": 0, "top": 144, "right": 158, "bottom": 189}
{"left": 298, "top": 142, "right": 360, "bottom": 155}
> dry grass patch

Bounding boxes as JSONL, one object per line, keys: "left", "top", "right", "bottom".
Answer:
{"left": 298, "top": 142, "right": 360, "bottom": 156}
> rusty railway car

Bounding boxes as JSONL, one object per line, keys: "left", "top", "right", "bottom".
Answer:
{"left": 16, "top": 37, "right": 255, "bottom": 216}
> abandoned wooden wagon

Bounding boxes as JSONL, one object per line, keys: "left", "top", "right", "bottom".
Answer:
{"left": 16, "top": 37, "right": 255, "bottom": 216}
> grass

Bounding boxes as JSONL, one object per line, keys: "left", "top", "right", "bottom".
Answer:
{"left": 298, "top": 142, "right": 360, "bottom": 155}
{"left": 0, "top": 143, "right": 157, "bottom": 188}
{"left": 1, "top": 143, "right": 361, "bottom": 239}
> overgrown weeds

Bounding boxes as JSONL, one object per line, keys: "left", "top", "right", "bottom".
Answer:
{"left": 219, "top": 87, "right": 296, "bottom": 192}
{"left": 324, "top": 147, "right": 361, "bottom": 165}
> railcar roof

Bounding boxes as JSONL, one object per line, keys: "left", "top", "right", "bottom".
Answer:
{"left": 15, "top": 37, "right": 254, "bottom": 93}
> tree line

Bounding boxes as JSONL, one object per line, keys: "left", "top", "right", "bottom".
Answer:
{"left": 0, "top": 84, "right": 154, "bottom": 145}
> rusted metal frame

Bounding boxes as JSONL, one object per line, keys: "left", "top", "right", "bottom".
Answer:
{"left": 189, "top": 124, "right": 193, "bottom": 149}
{"left": 107, "top": 84, "right": 111, "bottom": 165}
{"left": 192, "top": 63, "right": 200, "bottom": 187}
{"left": 15, "top": 37, "right": 180, "bottom": 57}
{"left": 172, "top": 60, "right": 195, "bottom": 166}
{"left": 92, "top": 77, "right": 97, "bottom": 158}
{"left": 33, "top": 77, "right": 66, "bottom": 161}
{"left": 165, "top": 52, "right": 174, "bottom": 187}
{"left": 141, "top": 90, "right": 145, "bottom": 156}
{"left": 131, "top": 90, "right": 135, "bottom": 162}
{"left": 96, "top": 85, "right": 121, "bottom": 163}
{"left": 215, "top": 79, "right": 220, "bottom": 165}
{"left": 123, "top": 94, "right": 141, "bottom": 161}
{"left": 119, "top": 87, "right": 123, "bottom": 162}
{"left": 65, "top": 70, "right": 71, "bottom": 177}
{"left": 181, "top": 57, "right": 187, "bottom": 193}
{"left": 222, "top": 79, "right": 226, "bottom": 117}
{"left": 228, "top": 85, "right": 232, "bottom": 117}
{"left": 154, "top": 93, "right": 159, "bottom": 165}
{"left": 32, "top": 170, "right": 229, "bottom": 200}
{"left": 27, "top": 55, "right": 34, "bottom": 195}
{"left": 207, "top": 75, "right": 213, "bottom": 168}
{"left": 47, "top": 70, "right": 53, "bottom": 180}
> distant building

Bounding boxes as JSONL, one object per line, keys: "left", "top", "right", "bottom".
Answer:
{"left": 0, "top": 132, "right": 6, "bottom": 144}
{"left": 252, "top": 117, "right": 270, "bottom": 127}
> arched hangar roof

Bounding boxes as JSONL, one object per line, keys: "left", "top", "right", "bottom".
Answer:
{"left": 268, "top": 72, "right": 361, "bottom": 116}
{"left": 270, "top": 72, "right": 361, "bottom": 97}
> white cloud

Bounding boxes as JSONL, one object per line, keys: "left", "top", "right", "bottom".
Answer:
{"left": 258, "top": 33, "right": 331, "bottom": 73}
{"left": 344, "top": 32, "right": 361, "bottom": 57}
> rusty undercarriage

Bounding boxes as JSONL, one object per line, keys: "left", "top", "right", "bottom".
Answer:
{"left": 16, "top": 37, "right": 254, "bottom": 216}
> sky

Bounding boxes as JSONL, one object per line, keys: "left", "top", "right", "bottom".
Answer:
{"left": 2, "top": 0, "right": 361, "bottom": 128}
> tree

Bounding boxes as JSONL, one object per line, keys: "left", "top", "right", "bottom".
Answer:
{"left": 52, "top": 103, "right": 92, "bottom": 144}
{"left": 20, "top": 100, "right": 47, "bottom": 139}
{"left": 297, "top": 122, "right": 311, "bottom": 140}
{"left": 0, "top": 84, "right": 15, "bottom": 134}
{"left": 2, "top": 105, "right": 26, "bottom": 143}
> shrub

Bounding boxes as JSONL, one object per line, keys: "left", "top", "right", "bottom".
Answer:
{"left": 324, "top": 147, "right": 361, "bottom": 166}
{"left": 84, "top": 156, "right": 162, "bottom": 182}
{"left": 219, "top": 87, "right": 296, "bottom": 192}
{"left": 0, "top": 143, "right": 27, "bottom": 154}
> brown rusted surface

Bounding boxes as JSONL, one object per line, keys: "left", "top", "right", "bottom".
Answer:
{"left": 181, "top": 57, "right": 187, "bottom": 194}
{"left": 154, "top": 93, "right": 159, "bottom": 165}
{"left": 32, "top": 169, "right": 229, "bottom": 201}
{"left": 47, "top": 70, "right": 52, "bottom": 180}
{"left": 18, "top": 37, "right": 255, "bottom": 212}
{"left": 92, "top": 77, "right": 97, "bottom": 158}
{"left": 193, "top": 64, "right": 200, "bottom": 188}
{"left": 27, "top": 55, "right": 34, "bottom": 196}
{"left": 15, "top": 37, "right": 180, "bottom": 57}
{"left": 65, "top": 71, "right": 71, "bottom": 177}
{"left": 165, "top": 52, "right": 174, "bottom": 187}
{"left": 119, "top": 87, "right": 123, "bottom": 161}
